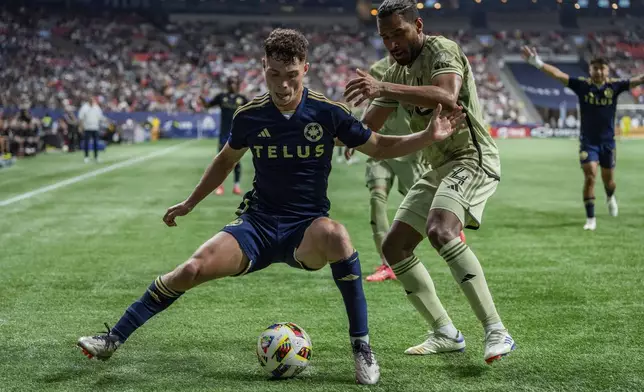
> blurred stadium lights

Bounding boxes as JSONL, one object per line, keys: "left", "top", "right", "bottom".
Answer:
{"left": 417, "top": 2, "right": 424, "bottom": 9}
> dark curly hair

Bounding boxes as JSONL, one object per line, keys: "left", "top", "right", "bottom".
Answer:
{"left": 377, "top": 0, "right": 419, "bottom": 23}
{"left": 264, "top": 28, "right": 308, "bottom": 64}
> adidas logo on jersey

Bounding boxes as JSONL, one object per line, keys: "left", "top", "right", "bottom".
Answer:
{"left": 257, "top": 128, "right": 271, "bottom": 138}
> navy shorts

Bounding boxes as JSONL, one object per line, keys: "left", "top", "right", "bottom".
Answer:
{"left": 220, "top": 211, "right": 323, "bottom": 276}
{"left": 580, "top": 143, "right": 616, "bottom": 169}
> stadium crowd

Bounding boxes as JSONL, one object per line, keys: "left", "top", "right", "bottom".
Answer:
{"left": 1, "top": 7, "right": 643, "bottom": 161}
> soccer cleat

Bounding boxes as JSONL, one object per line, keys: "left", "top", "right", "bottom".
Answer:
{"left": 460, "top": 231, "right": 466, "bottom": 242}
{"left": 404, "top": 331, "right": 466, "bottom": 355}
{"left": 366, "top": 265, "right": 396, "bottom": 282}
{"left": 77, "top": 323, "right": 121, "bottom": 361}
{"left": 583, "top": 217, "right": 597, "bottom": 231}
{"left": 352, "top": 339, "right": 380, "bottom": 385}
{"left": 215, "top": 186, "right": 225, "bottom": 196}
{"left": 84, "top": 157, "right": 90, "bottom": 164}
{"left": 484, "top": 329, "right": 515, "bottom": 364}
{"left": 607, "top": 196, "right": 618, "bottom": 217}
{"left": 232, "top": 184, "right": 242, "bottom": 195}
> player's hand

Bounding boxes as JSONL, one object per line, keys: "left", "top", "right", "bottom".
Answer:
{"left": 344, "top": 69, "right": 383, "bottom": 107}
{"left": 520, "top": 45, "right": 537, "bottom": 61}
{"left": 425, "top": 103, "right": 466, "bottom": 142}
{"left": 163, "top": 201, "right": 194, "bottom": 227}
{"left": 344, "top": 147, "right": 355, "bottom": 160}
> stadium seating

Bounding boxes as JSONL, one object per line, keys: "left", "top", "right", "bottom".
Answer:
{"left": 1, "top": 8, "right": 642, "bottom": 125}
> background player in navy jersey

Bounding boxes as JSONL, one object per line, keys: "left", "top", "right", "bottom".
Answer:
{"left": 523, "top": 46, "right": 644, "bottom": 231}
{"left": 200, "top": 76, "right": 249, "bottom": 195}
{"left": 76, "top": 28, "right": 465, "bottom": 385}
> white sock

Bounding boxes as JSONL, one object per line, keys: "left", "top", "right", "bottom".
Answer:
{"left": 484, "top": 322, "right": 505, "bottom": 334}
{"left": 350, "top": 335, "right": 369, "bottom": 345}
{"left": 436, "top": 323, "right": 459, "bottom": 339}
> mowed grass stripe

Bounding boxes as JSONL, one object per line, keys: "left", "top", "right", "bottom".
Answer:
{"left": 0, "top": 139, "right": 643, "bottom": 392}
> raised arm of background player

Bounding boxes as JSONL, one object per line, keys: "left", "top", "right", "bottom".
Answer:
{"left": 199, "top": 93, "right": 223, "bottom": 109}
{"left": 521, "top": 46, "right": 644, "bottom": 89}
{"left": 165, "top": 105, "right": 465, "bottom": 226}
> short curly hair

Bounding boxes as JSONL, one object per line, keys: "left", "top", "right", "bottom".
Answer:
{"left": 264, "top": 28, "right": 308, "bottom": 64}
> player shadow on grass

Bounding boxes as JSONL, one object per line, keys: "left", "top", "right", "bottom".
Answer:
{"left": 434, "top": 352, "right": 489, "bottom": 379}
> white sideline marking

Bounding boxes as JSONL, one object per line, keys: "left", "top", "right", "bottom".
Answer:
{"left": 0, "top": 141, "right": 192, "bottom": 207}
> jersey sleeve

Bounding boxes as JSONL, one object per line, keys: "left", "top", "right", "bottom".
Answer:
{"left": 227, "top": 113, "right": 248, "bottom": 150}
{"left": 613, "top": 79, "right": 631, "bottom": 95}
{"left": 371, "top": 66, "right": 399, "bottom": 108}
{"left": 566, "top": 77, "right": 585, "bottom": 95}
{"left": 209, "top": 93, "right": 223, "bottom": 107}
{"left": 429, "top": 38, "right": 465, "bottom": 80}
{"left": 334, "top": 108, "right": 373, "bottom": 148}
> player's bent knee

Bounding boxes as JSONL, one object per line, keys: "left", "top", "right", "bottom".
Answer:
{"left": 426, "top": 222, "right": 461, "bottom": 251}
{"left": 310, "top": 218, "right": 353, "bottom": 260}
{"left": 382, "top": 223, "right": 420, "bottom": 265}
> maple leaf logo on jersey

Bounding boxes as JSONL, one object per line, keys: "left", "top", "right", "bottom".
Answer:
{"left": 304, "top": 123, "right": 324, "bottom": 142}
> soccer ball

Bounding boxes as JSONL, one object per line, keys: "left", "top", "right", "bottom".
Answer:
{"left": 256, "top": 322, "right": 312, "bottom": 379}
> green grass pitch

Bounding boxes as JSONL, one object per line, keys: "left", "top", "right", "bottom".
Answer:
{"left": 1, "top": 139, "right": 643, "bottom": 392}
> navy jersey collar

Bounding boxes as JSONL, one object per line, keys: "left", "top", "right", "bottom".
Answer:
{"left": 269, "top": 88, "right": 308, "bottom": 121}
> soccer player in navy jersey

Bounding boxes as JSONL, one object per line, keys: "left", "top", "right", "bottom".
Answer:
{"left": 200, "top": 76, "right": 249, "bottom": 195}
{"left": 523, "top": 46, "right": 644, "bottom": 230}
{"left": 76, "top": 28, "right": 465, "bottom": 385}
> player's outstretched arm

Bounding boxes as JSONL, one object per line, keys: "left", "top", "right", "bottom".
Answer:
{"left": 630, "top": 74, "right": 644, "bottom": 88}
{"left": 356, "top": 104, "right": 465, "bottom": 160}
{"left": 522, "top": 46, "right": 569, "bottom": 85}
{"left": 344, "top": 69, "right": 461, "bottom": 111}
{"left": 163, "top": 144, "right": 246, "bottom": 227}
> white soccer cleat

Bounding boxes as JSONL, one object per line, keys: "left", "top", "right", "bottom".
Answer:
{"left": 352, "top": 339, "right": 380, "bottom": 385}
{"left": 484, "top": 329, "right": 515, "bottom": 364}
{"left": 404, "top": 331, "right": 466, "bottom": 355}
{"left": 77, "top": 323, "right": 121, "bottom": 361}
{"left": 583, "top": 218, "right": 597, "bottom": 231}
{"left": 607, "top": 196, "right": 618, "bottom": 217}
{"left": 84, "top": 157, "right": 90, "bottom": 164}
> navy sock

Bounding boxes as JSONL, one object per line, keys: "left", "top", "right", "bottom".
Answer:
{"left": 605, "top": 187, "right": 615, "bottom": 198}
{"left": 234, "top": 162, "right": 241, "bottom": 184}
{"left": 584, "top": 197, "right": 595, "bottom": 218}
{"left": 112, "top": 277, "right": 184, "bottom": 343}
{"left": 330, "top": 251, "right": 369, "bottom": 338}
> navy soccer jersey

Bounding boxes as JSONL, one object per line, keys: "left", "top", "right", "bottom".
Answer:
{"left": 227, "top": 88, "right": 372, "bottom": 217}
{"left": 567, "top": 77, "right": 630, "bottom": 144}
{"left": 207, "top": 92, "right": 249, "bottom": 142}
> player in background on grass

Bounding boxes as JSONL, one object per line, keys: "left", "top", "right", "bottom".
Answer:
{"left": 200, "top": 76, "right": 249, "bottom": 196}
{"left": 344, "top": 0, "right": 514, "bottom": 363}
{"left": 522, "top": 46, "right": 644, "bottom": 231}
{"left": 77, "top": 28, "right": 466, "bottom": 385}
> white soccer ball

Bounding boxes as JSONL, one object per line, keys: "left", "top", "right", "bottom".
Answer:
{"left": 256, "top": 322, "right": 312, "bottom": 379}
